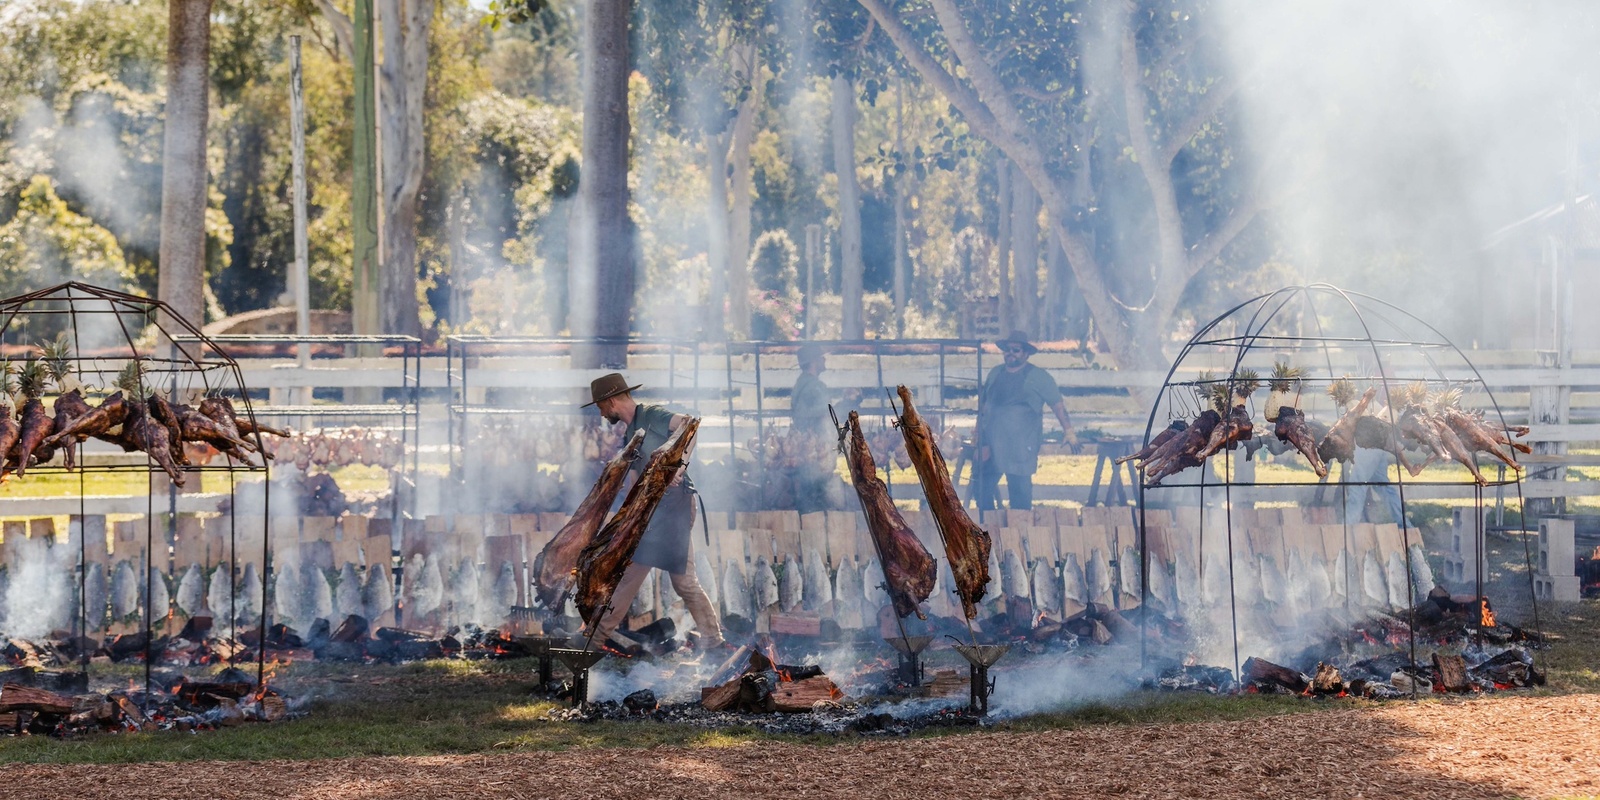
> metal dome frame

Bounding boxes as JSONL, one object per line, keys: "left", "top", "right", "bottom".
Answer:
{"left": 0, "top": 282, "right": 274, "bottom": 701}
{"left": 1133, "top": 283, "right": 1540, "bottom": 691}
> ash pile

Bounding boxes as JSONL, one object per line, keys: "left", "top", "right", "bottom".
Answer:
{"left": 0, "top": 666, "right": 294, "bottom": 737}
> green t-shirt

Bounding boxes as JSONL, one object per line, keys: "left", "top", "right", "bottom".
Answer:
{"left": 979, "top": 363, "right": 1062, "bottom": 474}
{"left": 624, "top": 403, "right": 694, "bottom": 490}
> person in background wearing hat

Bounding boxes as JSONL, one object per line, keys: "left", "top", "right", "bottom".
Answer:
{"left": 584, "top": 373, "right": 727, "bottom": 652}
{"left": 791, "top": 344, "right": 833, "bottom": 442}
{"left": 790, "top": 344, "right": 836, "bottom": 512}
{"left": 974, "top": 331, "right": 1076, "bottom": 511}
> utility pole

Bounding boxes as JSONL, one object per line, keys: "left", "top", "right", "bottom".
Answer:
{"left": 290, "top": 35, "right": 311, "bottom": 405}
{"left": 892, "top": 77, "right": 907, "bottom": 337}
{"left": 352, "top": 0, "right": 380, "bottom": 336}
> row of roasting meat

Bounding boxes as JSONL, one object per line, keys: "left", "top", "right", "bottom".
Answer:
{"left": 469, "top": 418, "right": 631, "bottom": 467}
{"left": 0, "top": 390, "right": 287, "bottom": 486}
{"left": 1122, "top": 388, "right": 1531, "bottom": 486}
{"left": 259, "top": 427, "right": 407, "bottom": 473}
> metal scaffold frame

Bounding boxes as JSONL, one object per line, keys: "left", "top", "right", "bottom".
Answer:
{"left": 1133, "top": 284, "right": 1542, "bottom": 690}
{"left": 0, "top": 282, "right": 275, "bottom": 703}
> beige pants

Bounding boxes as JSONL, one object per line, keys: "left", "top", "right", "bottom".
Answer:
{"left": 596, "top": 561, "right": 724, "bottom": 647}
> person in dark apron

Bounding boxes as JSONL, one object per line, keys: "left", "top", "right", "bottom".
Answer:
{"left": 585, "top": 373, "right": 727, "bottom": 651}
{"left": 974, "top": 332, "right": 1076, "bottom": 510}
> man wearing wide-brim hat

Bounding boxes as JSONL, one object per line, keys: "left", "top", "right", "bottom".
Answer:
{"left": 583, "top": 372, "right": 727, "bottom": 651}
{"left": 791, "top": 344, "right": 832, "bottom": 442}
{"left": 973, "top": 331, "right": 1075, "bottom": 511}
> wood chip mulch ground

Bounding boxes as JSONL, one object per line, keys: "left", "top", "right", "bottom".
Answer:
{"left": 10, "top": 693, "right": 1599, "bottom": 800}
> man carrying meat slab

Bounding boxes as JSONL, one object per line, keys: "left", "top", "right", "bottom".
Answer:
{"left": 974, "top": 331, "right": 1076, "bottom": 511}
{"left": 584, "top": 373, "right": 728, "bottom": 652}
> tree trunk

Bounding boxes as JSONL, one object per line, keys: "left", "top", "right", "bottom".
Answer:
{"left": 570, "top": 0, "right": 634, "bottom": 368}
{"left": 1010, "top": 160, "right": 1039, "bottom": 338}
{"left": 892, "top": 79, "right": 907, "bottom": 336}
{"left": 996, "top": 159, "right": 1011, "bottom": 334}
{"left": 859, "top": 0, "right": 1261, "bottom": 374}
{"left": 377, "top": 0, "right": 429, "bottom": 338}
{"left": 704, "top": 131, "right": 731, "bottom": 339}
{"left": 726, "top": 45, "right": 759, "bottom": 339}
{"left": 831, "top": 75, "right": 864, "bottom": 340}
{"left": 1043, "top": 212, "right": 1066, "bottom": 341}
{"left": 157, "top": 0, "right": 213, "bottom": 329}
{"left": 351, "top": 0, "right": 380, "bottom": 337}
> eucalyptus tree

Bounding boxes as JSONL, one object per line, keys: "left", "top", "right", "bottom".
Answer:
{"left": 158, "top": 0, "right": 214, "bottom": 326}
{"left": 858, "top": 0, "right": 1261, "bottom": 371}
{"left": 635, "top": 0, "right": 781, "bottom": 339}
{"left": 801, "top": 0, "right": 885, "bottom": 340}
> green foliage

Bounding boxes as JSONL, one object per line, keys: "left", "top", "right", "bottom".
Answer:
{"left": 40, "top": 332, "right": 73, "bottom": 385}
{"left": 1269, "top": 362, "right": 1309, "bottom": 393}
{"left": 16, "top": 358, "right": 48, "bottom": 400}
{"left": 0, "top": 0, "right": 234, "bottom": 305}
{"left": 749, "top": 229, "right": 798, "bottom": 294}
{"left": 0, "top": 175, "right": 135, "bottom": 302}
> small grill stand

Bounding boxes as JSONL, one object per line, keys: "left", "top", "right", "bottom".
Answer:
{"left": 953, "top": 643, "right": 1009, "bottom": 716}
{"left": 885, "top": 635, "right": 931, "bottom": 687}
{"left": 550, "top": 648, "right": 605, "bottom": 706}
{"left": 515, "top": 635, "right": 568, "bottom": 688}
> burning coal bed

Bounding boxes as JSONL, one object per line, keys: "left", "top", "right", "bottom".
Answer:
{"left": 1151, "top": 596, "right": 1547, "bottom": 699}
{"left": 0, "top": 614, "right": 537, "bottom": 738}
{"left": 0, "top": 666, "right": 298, "bottom": 738}
{"left": 544, "top": 642, "right": 993, "bottom": 737}
{"left": 545, "top": 592, "right": 1548, "bottom": 735}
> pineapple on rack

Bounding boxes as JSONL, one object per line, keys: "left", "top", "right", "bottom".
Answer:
{"left": 1196, "top": 369, "right": 1258, "bottom": 459}
{"left": 1327, "top": 375, "right": 1358, "bottom": 410}
{"left": 1265, "top": 362, "right": 1308, "bottom": 422}
{"left": 41, "top": 332, "right": 79, "bottom": 394}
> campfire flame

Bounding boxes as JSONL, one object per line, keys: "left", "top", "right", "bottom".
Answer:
{"left": 1480, "top": 597, "right": 1496, "bottom": 628}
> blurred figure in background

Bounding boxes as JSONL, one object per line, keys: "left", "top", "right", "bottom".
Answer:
{"left": 1342, "top": 356, "right": 1407, "bottom": 526}
{"left": 790, "top": 344, "right": 833, "bottom": 441}
{"left": 791, "top": 344, "right": 836, "bottom": 513}
{"left": 974, "top": 331, "right": 1075, "bottom": 511}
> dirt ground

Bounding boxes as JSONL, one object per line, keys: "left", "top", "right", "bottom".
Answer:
{"left": 11, "top": 693, "right": 1599, "bottom": 800}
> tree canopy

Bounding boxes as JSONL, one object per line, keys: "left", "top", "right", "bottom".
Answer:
{"left": 0, "top": 0, "right": 1590, "bottom": 358}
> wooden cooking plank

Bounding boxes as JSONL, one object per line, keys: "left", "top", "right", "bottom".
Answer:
{"left": 364, "top": 534, "right": 395, "bottom": 570}
{"left": 1025, "top": 525, "right": 1058, "bottom": 563}
{"left": 78, "top": 515, "right": 110, "bottom": 565}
